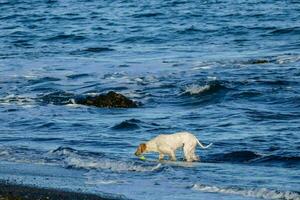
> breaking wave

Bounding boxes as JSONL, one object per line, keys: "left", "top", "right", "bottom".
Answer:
{"left": 184, "top": 84, "right": 211, "bottom": 95}
{"left": 0, "top": 94, "right": 35, "bottom": 105}
{"left": 65, "top": 157, "right": 161, "bottom": 172}
{"left": 0, "top": 146, "right": 162, "bottom": 173}
{"left": 51, "top": 146, "right": 161, "bottom": 172}
{"left": 192, "top": 184, "right": 300, "bottom": 200}
{"left": 182, "top": 81, "right": 226, "bottom": 96}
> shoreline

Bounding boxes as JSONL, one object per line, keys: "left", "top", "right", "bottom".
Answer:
{"left": 0, "top": 181, "right": 121, "bottom": 200}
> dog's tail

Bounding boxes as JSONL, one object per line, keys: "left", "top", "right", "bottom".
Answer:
{"left": 195, "top": 137, "right": 212, "bottom": 149}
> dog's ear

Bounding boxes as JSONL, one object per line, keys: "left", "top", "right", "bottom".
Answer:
{"left": 140, "top": 143, "right": 146, "bottom": 153}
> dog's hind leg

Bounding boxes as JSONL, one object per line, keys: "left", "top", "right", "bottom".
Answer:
{"left": 183, "top": 148, "right": 192, "bottom": 162}
{"left": 184, "top": 143, "right": 197, "bottom": 162}
{"left": 190, "top": 148, "right": 199, "bottom": 161}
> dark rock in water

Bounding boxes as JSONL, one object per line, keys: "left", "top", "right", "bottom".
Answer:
{"left": 82, "top": 47, "right": 114, "bottom": 53}
{"left": 77, "top": 91, "right": 138, "bottom": 108}
{"left": 40, "top": 91, "right": 138, "bottom": 108}
{"left": 66, "top": 73, "right": 91, "bottom": 79}
{"left": 247, "top": 59, "right": 269, "bottom": 64}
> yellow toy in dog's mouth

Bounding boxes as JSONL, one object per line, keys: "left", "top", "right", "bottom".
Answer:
{"left": 139, "top": 156, "right": 146, "bottom": 160}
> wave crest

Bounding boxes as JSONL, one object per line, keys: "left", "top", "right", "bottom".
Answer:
{"left": 112, "top": 119, "right": 141, "bottom": 130}
{"left": 182, "top": 81, "right": 226, "bottom": 96}
{"left": 65, "top": 157, "right": 161, "bottom": 172}
{"left": 184, "top": 84, "right": 211, "bottom": 95}
{"left": 192, "top": 184, "right": 300, "bottom": 200}
{"left": 51, "top": 146, "right": 160, "bottom": 172}
{"left": 0, "top": 94, "right": 35, "bottom": 105}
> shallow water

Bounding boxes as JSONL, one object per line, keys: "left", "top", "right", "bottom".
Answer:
{"left": 0, "top": 0, "right": 300, "bottom": 199}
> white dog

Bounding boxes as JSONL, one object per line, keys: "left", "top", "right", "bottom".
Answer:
{"left": 134, "top": 131, "right": 212, "bottom": 162}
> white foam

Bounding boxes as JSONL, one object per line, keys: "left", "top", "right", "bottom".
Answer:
{"left": 65, "top": 99, "right": 82, "bottom": 107}
{"left": 51, "top": 147, "right": 162, "bottom": 172}
{"left": 191, "top": 61, "right": 214, "bottom": 70}
{"left": 85, "top": 179, "right": 125, "bottom": 185}
{"left": 134, "top": 77, "right": 144, "bottom": 83}
{"left": 276, "top": 55, "right": 300, "bottom": 64}
{"left": 192, "top": 65, "right": 212, "bottom": 70}
{"left": 22, "top": 105, "right": 35, "bottom": 108}
{"left": 65, "top": 157, "right": 161, "bottom": 172}
{"left": 24, "top": 75, "right": 38, "bottom": 79}
{"left": 125, "top": 91, "right": 143, "bottom": 99}
{"left": 207, "top": 76, "right": 217, "bottom": 81}
{"left": 130, "top": 75, "right": 158, "bottom": 85}
{"left": 192, "top": 184, "right": 300, "bottom": 200}
{"left": 3, "top": 94, "right": 16, "bottom": 99}
{"left": 0, "top": 150, "right": 9, "bottom": 156}
{"left": 0, "top": 102, "right": 10, "bottom": 105}
{"left": 184, "top": 84, "right": 211, "bottom": 95}
{"left": 50, "top": 147, "right": 76, "bottom": 157}
{"left": 85, "top": 93, "right": 101, "bottom": 97}
{"left": 0, "top": 94, "right": 35, "bottom": 105}
{"left": 103, "top": 72, "right": 127, "bottom": 80}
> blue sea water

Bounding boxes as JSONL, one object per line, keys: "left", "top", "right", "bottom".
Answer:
{"left": 0, "top": 0, "right": 300, "bottom": 199}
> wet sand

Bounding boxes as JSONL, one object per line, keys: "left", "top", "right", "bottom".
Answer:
{"left": 0, "top": 181, "right": 120, "bottom": 200}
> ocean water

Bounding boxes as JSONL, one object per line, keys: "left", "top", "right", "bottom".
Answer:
{"left": 0, "top": 0, "right": 300, "bottom": 199}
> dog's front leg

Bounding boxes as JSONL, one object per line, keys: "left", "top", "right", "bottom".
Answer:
{"left": 159, "top": 153, "right": 165, "bottom": 160}
{"left": 157, "top": 146, "right": 176, "bottom": 161}
{"left": 169, "top": 151, "right": 176, "bottom": 161}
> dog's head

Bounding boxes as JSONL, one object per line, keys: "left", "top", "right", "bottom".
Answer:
{"left": 134, "top": 143, "right": 146, "bottom": 156}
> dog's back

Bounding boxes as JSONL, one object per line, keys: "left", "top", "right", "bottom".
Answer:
{"left": 154, "top": 132, "right": 196, "bottom": 150}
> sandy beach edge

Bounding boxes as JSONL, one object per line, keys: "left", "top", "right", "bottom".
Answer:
{"left": 0, "top": 181, "right": 125, "bottom": 200}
